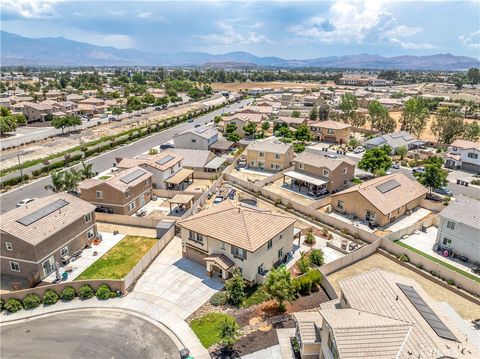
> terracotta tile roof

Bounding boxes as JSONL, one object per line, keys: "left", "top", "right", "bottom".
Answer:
{"left": 224, "top": 113, "right": 267, "bottom": 123}
{"left": 295, "top": 151, "right": 356, "bottom": 170}
{"left": 451, "top": 139, "right": 480, "bottom": 151}
{"left": 118, "top": 152, "right": 183, "bottom": 171}
{"left": 246, "top": 138, "right": 293, "bottom": 155}
{"left": 330, "top": 173, "right": 427, "bottom": 215}
{"left": 178, "top": 200, "right": 296, "bottom": 252}
{"left": 308, "top": 120, "right": 351, "bottom": 130}
{"left": 0, "top": 193, "right": 96, "bottom": 245}
{"left": 79, "top": 166, "right": 152, "bottom": 192}
{"left": 275, "top": 116, "right": 307, "bottom": 125}
{"left": 203, "top": 254, "right": 234, "bottom": 270}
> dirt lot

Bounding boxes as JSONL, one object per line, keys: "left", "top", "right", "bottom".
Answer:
{"left": 96, "top": 222, "right": 157, "bottom": 238}
{"left": 229, "top": 168, "right": 272, "bottom": 183}
{"left": 327, "top": 253, "right": 480, "bottom": 320}
{"left": 264, "top": 178, "right": 316, "bottom": 206}
{"left": 211, "top": 81, "right": 333, "bottom": 91}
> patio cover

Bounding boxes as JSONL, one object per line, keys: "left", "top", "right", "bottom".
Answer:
{"left": 209, "top": 139, "right": 234, "bottom": 150}
{"left": 169, "top": 194, "right": 194, "bottom": 205}
{"left": 203, "top": 254, "right": 235, "bottom": 271}
{"left": 205, "top": 157, "right": 228, "bottom": 170}
{"left": 284, "top": 171, "right": 328, "bottom": 187}
{"left": 165, "top": 168, "right": 194, "bottom": 185}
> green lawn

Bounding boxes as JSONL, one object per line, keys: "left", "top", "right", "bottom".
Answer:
{"left": 190, "top": 312, "right": 237, "bottom": 348}
{"left": 98, "top": 175, "right": 111, "bottom": 180}
{"left": 76, "top": 236, "right": 157, "bottom": 280}
{"left": 242, "top": 284, "right": 269, "bottom": 308}
{"left": 395, "top": 241, "right": 480, "bottom": 283}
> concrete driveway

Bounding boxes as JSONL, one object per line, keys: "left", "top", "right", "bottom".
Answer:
{"left": 133, "top": 236, "right": 223, "bottom": 319}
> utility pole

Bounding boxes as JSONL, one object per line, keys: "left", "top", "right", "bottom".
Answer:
{"left": 17, "top": 153, "right": 24, "bottom": 183}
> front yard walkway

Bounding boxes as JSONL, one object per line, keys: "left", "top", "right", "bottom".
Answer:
{"left": 133, "top": 236, "right": 224, "bottom": 319}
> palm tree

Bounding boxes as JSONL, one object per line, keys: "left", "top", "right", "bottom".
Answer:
{"left": 79, "top": 161, "right": 95, "bottom": 179}
{"left": 45, "top": 171, "right": 65, "bottom": 193}
{"left": 63, "top": 169, "right": 81, "bottom": 193}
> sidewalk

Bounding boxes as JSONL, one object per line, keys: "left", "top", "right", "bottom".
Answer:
{"left": 0, "top": 294, "right": 210, "bottom": 359}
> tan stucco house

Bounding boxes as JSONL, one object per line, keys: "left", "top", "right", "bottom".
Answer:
{"left": 0, "top": 193, "right": 97, "bottom": 286}
{"left": 246, "top": 138, "right": 294, "bottom": 172}
{"left": 79, "top": 166, "right": 153, "bottom": 215}
{"left": 177, "top": 200, "right": 297, "bottom": 284}
{"left": 308, "top": 120, "right": 351, "bottom": 143}
{"left": 329, "top": 173, "right": 428, "bottom": 227}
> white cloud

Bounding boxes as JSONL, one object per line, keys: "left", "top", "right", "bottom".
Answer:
{"left": 459, "top": 30, "right": 480, "bottom": 50}
{"left": 390, "top": 38, "right": 435, "bottom": 49}
{"left": 198, "top": 21, "right": 274, "bottom": 46}
{"left": 111, "top": 10, "right": 127, "bottom": 16}
{"left": 1, "top": 0, "right": 62, "bottom": 19}
{"left": 102, "top": 34, "right": 134, "bottom": 49}
{"left": 384, "top": 25, "right": 422, "bottom": 38}
{"left": 137, "top": 11, "right": 151, "bottom": 18}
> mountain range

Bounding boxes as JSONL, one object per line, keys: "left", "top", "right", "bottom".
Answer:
{"left": 1, "top": 31, "right": 479, "bottom": 70}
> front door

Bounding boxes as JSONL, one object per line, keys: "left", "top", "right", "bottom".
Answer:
{"left": 42, "top": 256, "right": 55, "bottom": 277}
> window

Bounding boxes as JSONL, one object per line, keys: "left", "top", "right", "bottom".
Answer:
{"left": 279, "top": 233, "right": 283, "bottom": 239}
{"left": 323, "top": 169, "right": 329, "bottom": 177}
{"left": 95, "top": 190, "right": 103, "bottom": 199}
{"left": 443, "top": 237, "right": 452, "bottom": 247}
{"left": 299, "top": 163, "right": 304, "bottom": 170}
{"left": 343, "top": 167, "right": 347, "bottom": 175}
{"left": 232, "top": 246, "right": 246, "bottom": 260}
{"left": 337, "top": 201, "right": 344, "bottom": 210}
{"left": 327, "top": 128, "right": 335, "bottom": 135}
{"left": 10, "top": 261, "right": 20, "bottom": 272}
{"left": 144, "top": 179, "right": 148, "bottom": 186}
{"left": 192, "top": 138, "right": 196, "bottom": 143}
{"left": 259, "top": 152, "right": 265, "bottom": 157}
{"left": 5, "top": 242, "right": 13, "bottom": 251}
{"left": 189, "top": 231, "right": 204, "bottom": 244}
{"left": 125, "top": 191, "right": 130, "bottom": 199}
{"left": 366, "top": 210, "right": 376, "bottom": 222}
{"left": 84, "top": 213, "right": 92, "bottom": 223}
{"left": 467, "top": 152, "right": 478, "bottom": 159}
{"left": 127, "top": 201, "right": 136, "bottom": 212}
{"left": 275, "top": 154, "right": 280, "bottom": 159}
{"left": 257, "top": 265, "right": 264, "bottom": 275}
{"left": 327, "top": 331, "right": 339, "bottom": 359}
{"left": 221, "top": 241, "right": 226, "bottom": 250}
{"left": 267, "top": 239, "right": 273, "bottom": 250}
{"left": 60, "top": 246, "right": 69, "bottom": 257}
{"left": 42, "top": 256, "right": 55, "bottom": 276}
{"left": 278, "top": 247, "right": 283, "bottom": 259}
{"left": 343, "top": 179, "right": 348, "bottom": 185}
{"left": 446, "top": 221, "right": 456, "bottom": 230}
{"left": 87, "top": 228, "right": 95, "bottom": 239}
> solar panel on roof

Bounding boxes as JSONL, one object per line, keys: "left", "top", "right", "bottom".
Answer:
{"left": 156, "top": 155, "right": 175, "bottom": 166}
{"left": 17, "top": 199, "right": 69, "bottom": 226}
{"left": 376, "top": 179, "right": 401, "bottom": 193}
{"left": 120, "top": 169, "right": 146, "bottom": 184}
{"left": 397, "top": 283, "right": 457, "bottom": 341}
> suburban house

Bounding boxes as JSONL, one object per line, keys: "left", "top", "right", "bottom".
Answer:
{"left": 221, "top": 113, "right": 268, "bottom": 137}
{"left": 282, "top": 151, "right": 355, "bottom": 196}
{"left": 78, "top": 97, "right": 107, "bottom": 116}
{"left": 435, "top": 196, "right": 479, "bottom": 263}
{"left": 177, "top": 200, "right": 297, "bottom": 283}
{"left": 364, "top": 131, "right": 424, "bottom": 154}
{"left": 444, "top": 139, "right": 480, "bottom": 172}
{"left": 40, "top": 99, "right": 80, "bottom": 117}
{"left": 0, "top": 193, "right": 97, "bottom": 286}
{"left": 173, "top": 126, "right": 218, "bottom": 151}
{"left": 329, "top": 173, "right": 428, "bottom": 227}
{"left": 308, "top": 120, "right": 351, "bottom": 144}
{"left": 21, "top": 102, "right": 55, "bottom": 123}
{"left": 274, "top": 116, "right": 308, "bottom": 129}
{"left": 78, "top": 166, "right": 153, "bottom": 215}
{"left": 167, "top": 149, "right": 228, "bottom": 174}
{"left": 245, "top": 138, "right": 294, "bottom": 172}
{"left": 116, "top": 152, "right": 189, "bottom": 190}
{"left": 292, "top": 269, "right": 476, "bottom": 359}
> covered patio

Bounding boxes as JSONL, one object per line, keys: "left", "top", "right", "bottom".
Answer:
{"left": 204, "top": 253, "right": 234, "bottom": 280}
{"left": 209, "top": 139, "right": 234, "bottom": 155}
{"left": 168, "top": 194, "right": 194, "bottom": 216}
{"left": 282, "top": 170, "right": 328, "bottom": 197}
{"left": 165, "top": 168, "right": 194, "bottom": 190}
{"left": 204, "top": 156, "right": 228, "bottom": 173}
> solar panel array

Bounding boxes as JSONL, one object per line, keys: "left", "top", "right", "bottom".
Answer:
{"left": 376, "top": 179, "right": 401, "bottom": 194}
{"left": 156, "top": 155, "right": 175, "bottom": 166}
{"left": 397, "top": 283, "right": 457, "bottom": 341}
{"left": 17, "top": 199, "right": 69, "bottom": 226}
{"left": 120, "top": 169, "right": 146, "bottom": 184}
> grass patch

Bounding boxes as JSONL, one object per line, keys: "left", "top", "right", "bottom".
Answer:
{"left": 190, "top": 312, "right": 237, "bottom": 348}
{"left": 242, "top": 284, "right": 269, "bottom": 308}
{"left": 395, "top": 241, "right": 480, "bottom": 283}
{"left": 76, "top": 236, "right": 157, "bottom": 280}
{"left": 98, "top": 175, "right": 111, "bottom": 180}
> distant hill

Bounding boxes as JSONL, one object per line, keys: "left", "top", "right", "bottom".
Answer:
{"left": 1, "top": 31, "right": 479, "bottom": 70}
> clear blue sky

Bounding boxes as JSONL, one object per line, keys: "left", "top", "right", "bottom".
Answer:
{"left": 1, "top": 0, "right": 479, "bottom": 58}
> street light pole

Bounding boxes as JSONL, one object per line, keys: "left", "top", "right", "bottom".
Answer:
{"left": 17, "top": 153, "right": 24, "bottom": 183}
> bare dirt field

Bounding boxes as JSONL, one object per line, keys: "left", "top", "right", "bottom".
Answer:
{"left": 327, "top": 253, "right": 480, "bottom": 320}
{"left": 211, "top": 81, "right": 334, "bottom": 91}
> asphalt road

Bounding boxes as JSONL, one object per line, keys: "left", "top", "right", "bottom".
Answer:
{"left": 0, "top": 310, "right": 179, "bottom": 359}
{"left": 0, "top": 98, "right": 252, "bottom": 213}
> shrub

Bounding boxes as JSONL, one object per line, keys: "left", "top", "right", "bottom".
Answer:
{"left": 398, "top": 254, "right": 409, "bottom": 262}
{"left": 79, "top": 285, "right": 94, "bottom": 299}
{"left": 60, "top": 286, "right": 76, "bottom": 301}
{"left": 310, "top": 249, "right": 324, "bottom": 266}
{"left": 210, "top": 292, "right": 228, "bottom": 306}
{"left": 274, "top": 198, "right": 282, "bottom": 206}
{"left": 0, "top": 174, "right": 30, "bottom": 189}
{"left": 430, "top": 271, "right": 438, "bottom": 277}
{"left": 0, "top": 298, "right": 4, "bottom": 311}
{"left": 225, "top": 269, "right": 246, "bottom": 306}
{"left": 286, "top": 202, "right": 292, "bottom": 210}
{"left": 297, "top": 253, "right": 310, "bottom": 274}
{"left": 321, "top": 227, "right": 329, "bottom": 237}
{"left": 22, "top": 294, "right": 42, "bottom": 309}
{"left": 340, "top": 228, "right": 350, "bottom": 236}
{"left": 294, "top": 270, "right": 322, "bottom": 295}
{"left": 304, "top": 231, "right": 316, "bottom": 245}
{"left": 43, "top": 289, "right": 59, "bottom": 305}
{"left": 96, "top": 284, "right": 114, "bottom": 300}
{"left": 471, "top": 179, "right": 480, "bottom": 185}
{"left": 447, "top": 279, "right": 455, "bottom": 286}
{"left": 5, "top": 298, "right": 23, "bottom": 313}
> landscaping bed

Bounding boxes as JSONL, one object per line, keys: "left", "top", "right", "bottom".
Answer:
{"left": 76, "top": 236, "right": 157, "bottom": 280}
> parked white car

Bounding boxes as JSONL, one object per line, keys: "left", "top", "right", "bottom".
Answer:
{"left": 353, "top": 146, "right": 365, "bottom": 154}
{"left": 16, "top": 198, "right": 37, "bottom": 208}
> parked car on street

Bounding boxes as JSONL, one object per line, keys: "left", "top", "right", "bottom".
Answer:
{"left": 160, "top": 143, "right": 174, "bottom": 150}
{"left": 434, "top": 187, "right": 453, "bottom": 196}
{"left": 16, "top": 198, "right": 37, "bottom": 208}
{"left": 195, "top": 123, "right": 201, "bottom": 128}
{"left": 391, "top": 162, "right": 400, "bottom": 169}
{"left": 213, "top": 195, "right": 224, "bottom": 205}
{"left": 412, "top": 167, "right": 426, "bottom": 174}
{"left": 353, "top": 146, "right": 365, "bottom": 154}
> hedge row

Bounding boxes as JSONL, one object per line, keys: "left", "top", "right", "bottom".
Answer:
{"left": 1, "top": 284, "right": 118, "bottom": 313}
{"left": 293, "top": 269, "right": 322, "bottom": 296}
